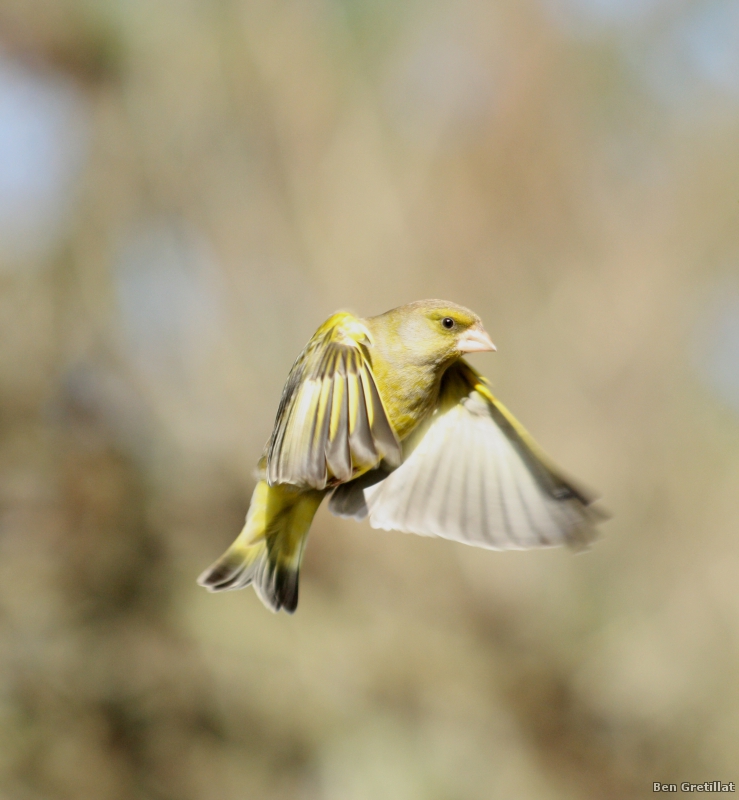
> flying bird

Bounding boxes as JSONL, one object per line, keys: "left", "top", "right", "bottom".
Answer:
{"left": 198, "top": 300, "right": 604, "bottom": 612}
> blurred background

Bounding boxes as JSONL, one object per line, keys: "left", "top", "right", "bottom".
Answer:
{"left": 1, "top": 0, "right": 738, "bottom": 797}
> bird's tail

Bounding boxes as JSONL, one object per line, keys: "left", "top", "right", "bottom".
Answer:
{"left": 198, "top": 480, "right": 325, "bottom": 613}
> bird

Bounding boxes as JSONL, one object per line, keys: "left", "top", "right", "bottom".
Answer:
{"left": 198, "top": 300, "right": 604, "bottom": 613}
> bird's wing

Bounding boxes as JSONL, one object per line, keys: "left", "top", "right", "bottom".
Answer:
{"left": 266, "top": 312, "right": 401, "bottom": 490}
{"left": 329, "top": 360, "right": 604, "bottom": 549}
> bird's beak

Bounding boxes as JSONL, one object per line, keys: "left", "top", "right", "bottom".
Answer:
{"left": 457, "top": 326, "right": 496, "bottom": 353}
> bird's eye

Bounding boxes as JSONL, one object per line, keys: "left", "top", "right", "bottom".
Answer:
{"left": 441, "top": 317, "right": 455, "bottom": 330}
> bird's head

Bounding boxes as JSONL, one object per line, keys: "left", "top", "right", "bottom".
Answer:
{"left": 371, "top": 299, "right": 495, "bottom": 368}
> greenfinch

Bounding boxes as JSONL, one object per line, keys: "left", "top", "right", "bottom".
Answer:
{"left": 198, "top": 300, "right": 603, "bottom": 612}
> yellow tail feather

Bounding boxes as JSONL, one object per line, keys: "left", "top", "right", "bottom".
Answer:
{"left": 198, "top": 480, "right": 325, "bottom": 613}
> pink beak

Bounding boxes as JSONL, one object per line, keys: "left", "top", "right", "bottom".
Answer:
{"left": 457, "top": 326, "right": 496, "bottom": 353}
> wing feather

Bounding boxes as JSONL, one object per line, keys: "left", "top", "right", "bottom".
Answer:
{"left": 343, "top": 360, "right": 604, "bottom": 550}
{"left": 267, "top": 313, "right": 400, "bottom": 490}
{"left": 326, "top": 369, "right": 352, "bottom": 482}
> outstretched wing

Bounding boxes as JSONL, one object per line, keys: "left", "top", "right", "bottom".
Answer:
{"left": 267, "top": 312, "right": 401, "bottom": 490}
{"left": 329, "top": 360, "right": 604, "bottom": 549}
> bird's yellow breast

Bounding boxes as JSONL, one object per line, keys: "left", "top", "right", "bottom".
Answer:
{"left": 367, "top": 341, "right": 444, "bottom": 441}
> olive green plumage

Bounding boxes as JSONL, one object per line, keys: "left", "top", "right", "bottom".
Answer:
{"left": 198, "top": 300, "right": 604, "bottom": 613}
